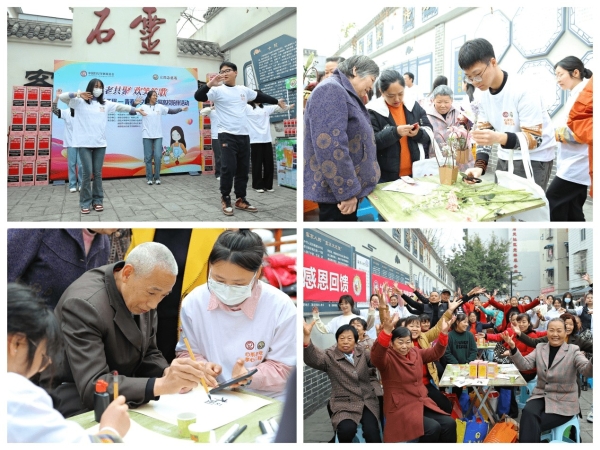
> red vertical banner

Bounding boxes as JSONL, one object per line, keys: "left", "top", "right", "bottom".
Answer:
{"left": 304, "top": 254, "right": 367, "bottom": 302}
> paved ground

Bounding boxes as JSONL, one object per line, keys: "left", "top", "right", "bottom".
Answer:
{"left": 7, "top": 173, "right": 297, "bottom": 222}
{"left": 304, "top": 385, "right": 594, "bottom": 443}
{"left": 304, "top": 168, "right": 593, "bottom": 222}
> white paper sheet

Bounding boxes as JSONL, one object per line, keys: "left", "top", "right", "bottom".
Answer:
{"left": 381, "top": 178, "right": 439, "bottom": 196}
{"left": 88, "top": 418, "right": 194, "bottom": 444}
{"left": 134, "top": 388, "right": 272, "bottom": 430}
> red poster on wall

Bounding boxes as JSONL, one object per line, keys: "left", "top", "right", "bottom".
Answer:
{"left": 304, "top": 254, "right": 367, "bottom": 302}
{"left": 371, "top": 274, "right": 412, "bottom": 298}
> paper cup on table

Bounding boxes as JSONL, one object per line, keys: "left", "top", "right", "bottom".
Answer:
{"left": 188, "top": 423, "right": 211, "bottom": 443}
{"left": 177, "top": 412, "right": 197, "bottom": 438}
{"left": 509, "top": 374, "right": 517, "bottom": 383}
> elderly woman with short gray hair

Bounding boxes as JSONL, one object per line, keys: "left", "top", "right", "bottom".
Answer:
{"left": 366, "top": 69, "right": 432, "bottom": 183}
{"left": 304, "top": 55, "right": 381, "bottom": 221}
{"left": 426, "top": 85, "right": 473, "bottom": 170}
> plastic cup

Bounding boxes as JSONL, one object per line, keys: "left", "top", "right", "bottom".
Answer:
{"left": 177, "top": 412, "right": 197, "bottom": 438}
{"left": 188, "top": 423, "right": 211, "bottom": 442}
{"left": 509, "top": 375, "right": 516, "bottom": 383}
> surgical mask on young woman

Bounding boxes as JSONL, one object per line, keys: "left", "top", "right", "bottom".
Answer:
{"left": 93, "top": 88, "right": 103, "bottom": 98}
{"left": 565, "top": 297, "right": 572, "bottom": 304}
{"left": 208, "top": 271, "right": 257, "bottom": 306}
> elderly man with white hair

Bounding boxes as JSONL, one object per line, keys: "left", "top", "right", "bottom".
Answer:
{"left": 46, "top": 242, "right": 208, "bottom": 417}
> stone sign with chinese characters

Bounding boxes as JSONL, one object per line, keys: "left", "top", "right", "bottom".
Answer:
{"left": 249, "top": 34, "right": 297, "bottom": 123}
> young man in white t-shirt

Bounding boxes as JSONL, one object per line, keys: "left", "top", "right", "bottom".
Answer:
{"left": 194, "top": 62, "right": 285, "bottom": 216}
{"left": 459, "top": 38, "right": 556, "bottom": 190}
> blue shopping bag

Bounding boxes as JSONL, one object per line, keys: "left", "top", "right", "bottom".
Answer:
{"left": 459, "top": 389, "right": 471, "bottom": 415}
{"left": 460, "top": 410, "right": 489, "bottom": 443}
{"left": 497, "top": 387, "right": 512, "bottom": 416}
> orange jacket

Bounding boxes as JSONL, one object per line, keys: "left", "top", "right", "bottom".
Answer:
{"left": 567, "top": 76, "right": 593, "bottom": 196}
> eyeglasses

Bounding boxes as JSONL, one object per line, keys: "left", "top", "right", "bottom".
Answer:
{"left": 28, "top": 339, "right": 52, "bottom": 372}
{"left": 219, "top": 69, "right": 234, "bottom": 74}
{"left": 464, "top": 62, "right": 490, "bottom": 85}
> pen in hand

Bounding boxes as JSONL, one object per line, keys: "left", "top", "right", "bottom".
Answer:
{"left": 183, "top": 335, "right": 211, "bottom": 400}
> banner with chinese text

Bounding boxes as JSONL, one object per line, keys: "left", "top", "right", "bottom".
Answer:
{"left": 371, "top": 274, "right": 413, "bottom": 298}
{"left": 51, "top": 60, "right": 200, "bottom": 179}
{"left": 304, "top": 254, "right": 367, "bottom": 305}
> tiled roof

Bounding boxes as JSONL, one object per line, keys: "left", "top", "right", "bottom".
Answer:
{"left": 177, "top": 38, "right": 224, "bottom": 59}
{"left": 203, "top": 7, "right": 224, "bottom": 22}
{"left": 7, "top": 18, "right": 72, "bottom": 41}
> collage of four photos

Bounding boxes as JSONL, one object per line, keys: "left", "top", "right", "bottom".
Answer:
{"left": 4, "top": 4, "right": 594, "bottom": 445}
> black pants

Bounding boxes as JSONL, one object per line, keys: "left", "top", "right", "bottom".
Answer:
{"left": 211, "top": 138, "right": 221, "bottom": 177}
{"left": 218, "top": 132, "right": 250, "bottom": 199}
{"left": 318, "top": 202, "right": 358, "bottom": 222}
{"left": 420, "top": 407, "right": 457, "bottom": 443}
{"left": 545, "top": 176, "right": 588, "bottom": 221}
{"left": 336, "top": 406, "right": 381, "bottom": 443}
{"left": 426, "top": 383, "right": 453, "bottom": 414}
{"left": 250, "top": 142, "right": 274, "bottom": 190}
{"left": 519, "top": 397, "right": 572, "bottom": 443}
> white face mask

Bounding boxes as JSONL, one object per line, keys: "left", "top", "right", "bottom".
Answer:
{"left": 208, "top": 271, "right": 257, "bottom": 306}
{"left": 565, "top": 297, "right": 572, "bottom": 304}
{"left": 93, "top": 88, "right": 103, "bottom": 98}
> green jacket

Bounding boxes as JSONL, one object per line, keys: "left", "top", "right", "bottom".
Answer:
{"left": 444, "top": 329, "right": 478, "bottom": 364}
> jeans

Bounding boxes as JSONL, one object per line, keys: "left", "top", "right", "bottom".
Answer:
{"left": 143, "top": 138, "right": 163, "bottom": 181}
{"left": 78, "top": 147, "right": 106, "bottom": 208}
{"left": 218, "top": 132, "right": 250, "bottom": 199}
{"left": 67, "top": 147, "right": 82, "bottom": 189}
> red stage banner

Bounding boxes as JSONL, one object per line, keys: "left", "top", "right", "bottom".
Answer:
{"left": 371, "top": 274, "right": 412, "bottom": 299}
{"left": 304, "top": 254, "right": 367, "bottom": 302}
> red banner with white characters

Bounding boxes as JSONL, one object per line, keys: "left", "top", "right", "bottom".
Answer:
{"left": 304, "top": 254, "right": 367, "bottom": 302}
{"left": 371, "top": 274, "right": 412, "bottom": 300}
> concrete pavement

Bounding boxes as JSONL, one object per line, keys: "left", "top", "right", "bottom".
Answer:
{"left": 304, "top": 384, "right": 594, "bottom": 443}
{"left": 7, "top": 173, "right": 297, "bottom": 222}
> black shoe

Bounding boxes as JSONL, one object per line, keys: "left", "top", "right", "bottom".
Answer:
{"left": 582, "top": 384, "right": 588, "bottom": 391}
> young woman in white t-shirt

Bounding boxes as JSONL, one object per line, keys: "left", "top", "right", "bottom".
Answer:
{"left": 312, "top": 295, "right": 374, "bottom": 335}
{"left": 246, "top": 96, "right": 294, "bottom": 193}
{"left": 546, "top": 56, "right": 593, "bottom": 221}
{"left": 133, "top": 90, "right": 188, "bottom": 185}
{"left": 59, "top": 78, "right": 144, "bottom": 214}
{"left": 175, "top": 230, "right": 296, "bottom": 400}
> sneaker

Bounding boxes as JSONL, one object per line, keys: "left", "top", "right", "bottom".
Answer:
{"left": 216, "top": 177, "right": 221, "bottom": 181}
{"left": 155, "top": 180, "right": 161, "bottom": 185}
{"left": 70, "top": 187, "right": 77, "bottom": 193}
{"left": 255, "top": 189, "right": 265, "bottom": 193}
{"left": 588, "top": 411, "right": 593, "bottom": 423}
{"left": 221, "top": 195, "right": 234, "bottom": 216}
{"left": 266, "top": 188, "right": 275, "bottom": 192}
{"left": 235, "top": 197, "right": 258, "bottom": 212}
{"left": 147, "top": 180, "right": 153, "bottom": 185}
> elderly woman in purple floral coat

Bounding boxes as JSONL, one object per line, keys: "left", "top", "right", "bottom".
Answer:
{"left": 304, "top": 55, "right": 381, "bottom": 221}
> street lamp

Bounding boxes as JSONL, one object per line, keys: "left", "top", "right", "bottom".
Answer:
{"left": 503, "top": 271, "right": 523, "bottom": 298}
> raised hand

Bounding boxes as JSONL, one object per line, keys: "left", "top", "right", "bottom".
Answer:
{"left": 303, "top": 320, "right": 316, "bottom": 345}
{"left": 312, "top": 306, "right": 319, "bottom": 315}
{"left": 408, "top": 282, "right": 416, "bottom": 291}
{"left": 448, "top": 296, "right": 464, "bottom": 312}
{"left": 381, "top": 312, "right": 399, "bottom": 334}
{"left": 500, "top": 331, "right": 515, "bottom": 349}
{"left": 80, "top": 91, "right": 93, "bottom": 100}
{"left": 440, "top": 315, "right": 454, "bottom": 334}
{"left": 492, "top": 289, "right": 498, "bottom": 297}
{"left": 182, "top": 106, "right": 189, "bottom": 111}
{"left": 510, "top": 322, "right": 521, "bottom": 336}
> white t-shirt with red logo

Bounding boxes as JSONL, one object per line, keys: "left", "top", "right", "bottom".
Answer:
{"left": 176, "top": 281, "right": 296, "bottom": 400}
{"left": 478, "top": 74, "right": 556, "bottom": 162}
{"left": 207, "top": 85, "right": 257, "bottom": 135}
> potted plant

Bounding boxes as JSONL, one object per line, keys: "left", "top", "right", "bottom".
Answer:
{"left": 437, "top": 132, "right": 459, "bottom": 186}
{"left": 447, "top": 125, "right": 471, "bottom": 165}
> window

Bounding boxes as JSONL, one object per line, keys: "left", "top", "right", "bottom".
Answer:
{"left": 575, "top": 250, "right": 588, "bottom": 274}
{"left": 404, "top": 229, "right": 410, "bottom": 250}
{"left": 546, "top": 268, "right": 554, "bottom": 284}
{"left": 566, "top": 266, "right": 569, "bottom": 281}
{"left": 581, "top": 229, "right": 586, "bottom": 241}
{"left": 418, "top": 242, "right": 424, "bottom": 263}
{"left": 547, "top": 229, "right": 553, "bottom": 239}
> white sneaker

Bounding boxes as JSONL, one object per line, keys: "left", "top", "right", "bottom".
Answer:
{"left": 70, "top": 187, "right": 77, "bottom": 193}
{"left": 216, "top": 177, "right": 221, "bottom": 181}
{"left": 255, "top": 189, "right": 265, "bottom": 193}
{"left": 587, "top": 411, "right": 593, "bottom": 423}
{"left": 147, "top": 180, "right": 153, "bottom": 185}
{"left": 267, "top": 189, "right": 275, "bottom": 192}
{"left": 155, "top": 180, "right": 161, "bottom": 185}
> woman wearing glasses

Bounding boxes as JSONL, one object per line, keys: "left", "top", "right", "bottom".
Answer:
{"left": 7, "top": 284, "right": 130, "bottom": 443}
